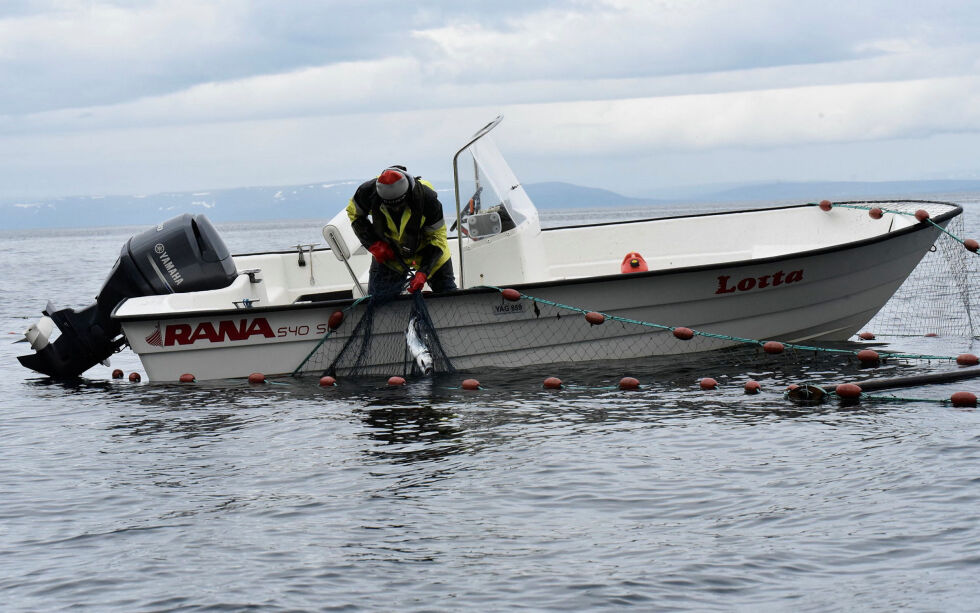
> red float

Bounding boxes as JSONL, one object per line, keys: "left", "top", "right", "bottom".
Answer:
{"left": 786, "top": 383, "right": 800, "bottom": 392}
{"left": 925, "top": 333, "right": 938, "bottom": 337}
{"left": 501, "top": 288, "right": 521, "bottom": 302}
{"left": 857, "top": 349, "right": 880, "bottom": 365}
{"left": 763, "top": 341, "right": 785, "bottom": 354}
{"left": 248, "top": 372, "right": 266, "bottom": 384}
{"left": 128, "top": 372, "right": 141, "bottom": 382}
{"left": 387, "top": 376, "right": 406, "bottom": 387}
{"left": 111, "top": 368, "right": 124, "bottom": 379}
{"left": 915, "top": 209, "right": 930, "bottom": 222}
{"left": 744, "top": 380, "right": 761, "bottom": 394}
{"left": 619, "top": 376, "right": 640, "bottom": 390}
{"left": 956, "top": 353, "right": 979, "bottom": 366}
{"left": 835, "top": 383, "right": 863, "bottom": 399}
{"left": 319, "top": 376, "right": 337, "bottom": 387}
{"left": 461, "top": 378, "right": 481, "bottom": 390}
{"left": 585, "top": 311, "right": 605, "bottom": 326}
{"left": 699, "top": 377, "right": 718, "bottom": 390}
{"left": 543, "top": 377, "right": 563, "bottom": 389}
{"left": 620, "top": 252, "right": 649, "bottom": 273}
{"left": 673, "top": 327, "right": 694, "bottom": 340}
{"left": 858, "top": 331, "right": 875, "bottom": 340}
{"left": 951, "top": 391, "right": 978, "bottom": 407}
{"left": 179, "top": 373, "right": 196, "bottom": 383}
{"left": 965, "top": 239, "right": 979, "bottom": 253}
{"left": 869, "top": 207, "right": 883, "bottom": 219}
{"left": 819, "top": 200, "right": 832, "bottom": 211}
{"left": 328, "top": 310, "right": 344, "bottom": 331}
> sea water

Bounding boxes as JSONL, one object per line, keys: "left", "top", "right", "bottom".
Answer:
{"left": 2, "top": 199, "right": 980, "bottom": 611}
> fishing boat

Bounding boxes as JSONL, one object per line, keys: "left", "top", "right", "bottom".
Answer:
{"left": 18, "top": 117, "right": 963, "bottom": 381}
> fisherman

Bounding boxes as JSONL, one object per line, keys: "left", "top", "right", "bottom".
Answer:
{"left": 347, "top": 166, "right": 456, "bottom": 295}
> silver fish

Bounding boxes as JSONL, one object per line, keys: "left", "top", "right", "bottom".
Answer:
{"left": 405, "top": 315, "right": 433, "bottom": 375}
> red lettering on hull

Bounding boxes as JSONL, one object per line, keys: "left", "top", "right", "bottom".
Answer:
{"left": 715, "top": 269, "right": 804, "bottom": 295}
{"left": 163, "top": 318, "right": 275, "bottom": 346}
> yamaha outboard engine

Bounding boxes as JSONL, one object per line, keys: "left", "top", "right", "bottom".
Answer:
{"left": 18, "top": 214, "right": 238, "bottom": 379}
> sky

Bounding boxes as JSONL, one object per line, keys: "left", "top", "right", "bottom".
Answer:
{"left": 1, "top": 0, "right": 979, "bottom": 202}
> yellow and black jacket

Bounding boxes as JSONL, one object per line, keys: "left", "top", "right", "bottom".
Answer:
{"left": 346, "top": 177, "right": 451, "bottom": 276}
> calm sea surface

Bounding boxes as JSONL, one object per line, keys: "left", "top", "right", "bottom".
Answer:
{"left": 2, "top": 197, "right": 980, "bottom": 611}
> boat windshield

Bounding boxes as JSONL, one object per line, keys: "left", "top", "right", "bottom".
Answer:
{"left": 454, "top": 128, "right": 539, "bottom": 239}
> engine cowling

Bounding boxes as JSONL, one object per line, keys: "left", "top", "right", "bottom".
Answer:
{"left": 18, "top": 214, "right": 238, "bottom": 379}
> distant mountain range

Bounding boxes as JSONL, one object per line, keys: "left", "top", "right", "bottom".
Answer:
{"left": 3, "top": 178, "right": 980, "bottom": 230}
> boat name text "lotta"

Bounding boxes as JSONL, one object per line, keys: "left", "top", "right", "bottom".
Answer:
{"left": 715, "top": 269, "right": 804, "bottom": 294}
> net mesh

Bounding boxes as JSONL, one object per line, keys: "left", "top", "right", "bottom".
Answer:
{"left": 294, "top": 200, "right": 979, "bottom": 378}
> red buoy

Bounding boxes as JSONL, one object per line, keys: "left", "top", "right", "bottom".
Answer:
{"left": 956, "top": 353, "right": 979, "bottom": 366}
{"left": 501, "top": 288, "right": 521, "bottom": 302}
{"left": 328, "top": 310, "right": 344, "bottom": 331}
{"left": 673, "top": 327, "right": 694, "bottom": 340}
{"left": 585, "top": 311, "right": 605, "bottom": 326}
{"left": 744, "top": 380, "right": 761, "bottom": 394}
{"left": 964, "top": 239, "right": 979, "bottom": 253}
{"left": 128, "top": 372, "right": 141, "bottom": 382}
{"left": 179, "top": 373, "right": 196, "bottom": 383}
{"left": 858, "top": 331, "right": 875, "bottom": 340}
{"left": 111, "top": 369, "right": 124, "bottom": 379}
{"left": 925, "top": 332, "right": 939, "bottom": 337}
{"left": 387, "top": 376, "right": 406, "bottom": 387}
{"left": 819, "top": 200, "right": 832, "bottom": 211}
{"left": 461, "top": 378, "right": 481, "bottom": 390}
{"left": 248, "top": 372, "right": 266, "bottom": 384}
{"left": 786, "top": 383, "right": 800, "bottom": 392}
{"left": 857, "top": 349, "right": 880, "bottom": 365}
{"left": 620, "top": 252, "right": 648, "bottom": 273}
{"left": 835, "top": 383, "right": 863, "bottom": 399}
{"left": 915, "top": 209, "right": 930, "bottom": 222}
{"left": 619, "top": 376, "right": 639, "bottom": 390}
{"left": 543, "top": 376, "right": 563, "bottom": 389}
{"left": 763, "top": 341, "right": 785, "bottom": 354}
{"left": 699, "top": 377, "right": 718, "bottom": 390}
{"left": 319, "top": 376, "right": 337, "bottom": 387}
{"left": 869, "top": 207, "right": 883, "bottom": 219}
{"left": 951, "top": 391, "right": 978, "bottom": 407}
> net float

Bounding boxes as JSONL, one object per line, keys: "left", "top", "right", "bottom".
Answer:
{"left": 858, "top": 331, "right": 875, "bottom": 340}
{"left": 951, "top": 391, "right": 977, "bottom": 407}
{"left": 673, "top": 327, "right": 694, "bottom": 340}
{"left": 835, "top": 383, "right": 863, "bottom": 399}
{"left": 744, "top": 380, "right": 761, "bottom": 394}
{"left": 179, "top": 373, "right": 196, "bottom": 383}
{"left": 869, "top": 207, "right": 883, "bottom": 219}
{"left": 128, "top": 372, "right": 141, "bottom": 382}
{"left": 619, "top": 376, "right": 639, "bottom": 390}
{"left": 956, "top": 354, "right": 979, "bottom": 366}
{"left": 699, "top": 377, "right": 717, "bottom": 390}
{"left": 915, "top": 209, "right": 930, "bottom": 222}
{"left": 543, "top": 377, "right": 563, "bottom": 389}
{"left": 112, "top": 369, "right": 124, "bottom": 379}
{"left": 387, "top": 376, "right": 406, "bottom": 386}
{"left": 319, "top": 375, "right": 337, "bottom": 387}
{"left": 501, "top": 288, "right": 521, "bottom": 302}
{"left": 585, "top": 311, "right": 605, "bottom": 325}
{"left": 819, "top": 200, "right": 832, "bottom": 211}
{"left": 857, "top": 349, "right": 880, "bottom": 365}
{"left": 763, "top": 341, "right": 785, "bottom": 354}
{"left": 965, "top": 239, "right": 979, "bottom": 253}
{"left": 328, "top": 310, "right": 344, "bottom": 330}
{"left": 461, "top": 378, "right": 481, "bottom": 390}
{"left": 248, "top": 372, "right": 266, "bottom": 384}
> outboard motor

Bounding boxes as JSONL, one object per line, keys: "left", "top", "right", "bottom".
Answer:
{"left": 18, "top": 214, "right": 238, "bottom": 379}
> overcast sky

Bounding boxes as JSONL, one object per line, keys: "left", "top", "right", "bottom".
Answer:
{"left": 2, "top": 0, "right": 979, "bottom": 201}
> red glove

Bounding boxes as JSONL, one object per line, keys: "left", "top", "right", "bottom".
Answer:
{"left": 407, "top": 271, "right": 427, "bottom": 293}
{"left": 367, "top": 240, "right": 394, "bottom": 263}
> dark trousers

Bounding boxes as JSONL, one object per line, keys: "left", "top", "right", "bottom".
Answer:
{"left": 368, "top": 260, "right": 457, "bottom": 295}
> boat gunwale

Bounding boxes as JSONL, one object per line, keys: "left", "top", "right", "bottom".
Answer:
{"left": 111, "top": 199, "right": 963, "bottom": 322}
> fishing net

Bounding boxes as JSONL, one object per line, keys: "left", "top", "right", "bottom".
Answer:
{"left": 298, "top": 289, "right": 455, "bottom": 378}
{"left": 865, "top": 206, "right": 979, "bottom": 338}
{"left": 293, "top": 200, "right": 980, "bottom": 378}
